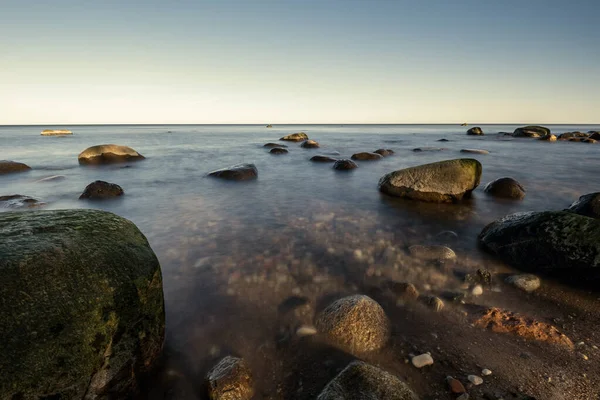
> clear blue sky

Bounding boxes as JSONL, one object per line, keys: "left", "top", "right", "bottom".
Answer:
{"left": 1, "top": 0, "right": 598, "bottom": 124}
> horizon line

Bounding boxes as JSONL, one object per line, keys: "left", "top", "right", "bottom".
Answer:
{"left": 2, "top": 122, "right": 600, "bottom": 127}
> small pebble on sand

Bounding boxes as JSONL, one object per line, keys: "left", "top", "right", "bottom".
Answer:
{"left": 468, "top": 375, "right": 483, "bottom": 385}
{"left": 472, "top": 285, "right": 483, "bottom": 296}
{"left": 411, "top": 353, "right": 434, "bottom": 368}
{"left": 482, "top": 368, "right": 492, "bottom": 376}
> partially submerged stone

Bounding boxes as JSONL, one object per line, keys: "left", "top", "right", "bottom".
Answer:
{"left": 351, "top": 152, "right": 383, "bottom": 161}
{"left": 205, "top": 356, "right": 253, "bottom": 400}
{"left": 0, "top": 194, "right": 44, "bottom": 209}
{"left": 79, "top": 180, "right": 124, "bottom": 200}
{"left": 301, "top": 139, "right": 320, "bottom": 148}
{"left": 333, "top": 159, "right": 358, "bottom": 170}
{"left": 467, "top": 127, "right": 484, "bottom": 135}
{"left": 484, "top": 177, "right": 526, "bottom": 200}
{"left": 539, "top": 134, "right": 557, "bottom": 141}
{"left": 280, "top": 132, "right": 308, "bottom": 142}
{"left": 264, "top": 142, "right": 287, "bottom": 148}
{"left": 269, "top": 147, "right": 288, "bottom": 154}
{"left": 513, "top": 126, "right": 550, "bottom": 138}
{"left": 460, "top": 148, "right": 489, "bottom": 154}
{"left": 41, "top": 129, "right": 73, "bottom": 136}
{"left": 566, "top": 192, "right": 600, "bottom": 219}
{"left": 208, "top": 164, "right": 258, "bottom": 181}
{"left": 0, "top": 160, "right": 31, "bottom": 175}
{"left": 78, "top": 144, "right": 145, "bottom": 165}
{"left": 311, "top": 155, "right": 337, "bottom": 162}
{"left": 374, "top": 149, "right": 394, "bottom": 156}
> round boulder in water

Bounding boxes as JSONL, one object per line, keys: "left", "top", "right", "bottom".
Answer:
{"left": 79, "top": 180, "right": 124, "bottom": 200}
{"left": 269, "top": 147, "right": 288, "bottom": 155}
{"left": 333, "top": 159, "right": 358, "bottom": 170}
{"left": 467, "top": 127, "right": 484, "bottom": 135}
{"left": 374, "top": 149, "right": 394, "bottom": 156}
{"left": 78, "top": 144, "right": 145, "bottom": 165}
{"left": 512, "top": 126, "right": 550, "bottom": 138}
{"left": 566, "top": 192, "right": 600, "bottom": 219}
{"left": 208, "top": 163, "right": 258, "bottom": 181}
{"left": 280, "top": 132, "right": 308, "bottom": 142}
{"left": 301, "top": 139, "right": 320, "bottom": 148}
{"left": 484, "top": 177, "right": 525, "bottom": 200}
{"left": 0, "top": 160, "right": 31, "bottom": 175}
{"left": 351, "top": 152, "right": 383, "bottom": 161}
{"left": 0, "top": 209, "right": 165, "bottom": 399}
{"left": 264, "top": 142, "right": 287, "bottom": 148}
{"left": 310, "top": 155, "right": 337, "bottom": 162}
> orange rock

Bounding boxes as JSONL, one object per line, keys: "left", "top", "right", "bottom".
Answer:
{"left": 446, "top": 376, "right": 466, "bottom": 393}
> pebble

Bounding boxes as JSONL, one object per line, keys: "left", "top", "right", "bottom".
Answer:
{"left": 581, "top": 353, "right": 589, "bottom": 360}
{"left": 468, "top": 375, "right": 483, "bottom": 385}
{"left": 411, "top": 353, "right": 434, "bottom": 368}
{"left": 471, "top": 285, "right": 483, "bottom": 296}
{"left": 427, "top": 296, "right": 445, "bottom": 312}
{"left": 296, "top": 325, "right": 318, "bottom": 337}
{"left": 446, "top": 376, "right": 466, "bottom": 393}
{"left": 353, "top": 249, "right": 364, "bottom": 260}
{"left": 505, "top": 274, "right": 541, "bottom": 292}
{"left": 482, "top": 368, "right": 492, "bottom": 376}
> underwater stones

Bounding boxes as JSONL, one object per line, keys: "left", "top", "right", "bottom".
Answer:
{"left": 0, "top": 160, "right": 31, "bottom": 175}
{"left": 78, "top": 144, "right": 145, "bottom": 165}
{"left": 280, "top": 132, "right": 308, "bottom": 142}
{"left": 351, "top": 152, "right": 383, "bottom": 161}
{"left": 205, "top": 356, "right": 253, "bottom": 400}
{"left": 483, "top": 177, "right": 526, "bottom": 200}
{"left": 466, "top": 127, "right": 484, "bottom": 135}
{"left": 333, "top": 159, "right": 358, "bottom": 171}
{"left": 409, "top": 245, "right": 456, "bottom": 264}
{"left": 512, "top": 126, "right": 550, "bottom": 138}
{"left": 208, "top": 164, "right": 258, "bottom": 181}
{"left": 79, "top": 180, "right": 124, "bottom": 200}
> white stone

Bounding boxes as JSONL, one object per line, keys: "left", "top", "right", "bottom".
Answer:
{"left": 471, "top": 285, "right": 483, "bottom": 296}
{"left": 468, "top": 375, "right": 483, "bottom": 385}
{"left": 296, "top": 325, "right": 318, "bottom": 337}
{"left": 411, "top": 353, "right": 434, "bottom": 368}
{"left": 482, "top": 368, "right": 492, "bottom": 376}
{"left": 505, "top": 274, "right": 541, "bottom": 292}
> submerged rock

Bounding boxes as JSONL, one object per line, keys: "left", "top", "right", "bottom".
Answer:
{"left": 566, "top": 192, "right": 600, "bottom": 219}
{"left": 333, "top": 159, "right": 358, "bottom": 171}
{"left": 280, "top": 132, "right": 308, "bottom": 142}
{"left": 315, "top": 295, "right": 390, "bottom": 353}
{"left": 301, "top": 139, "right": 320, "bottom": 148}
{"left": 35, "top": 175, "right": 66, "bottom": 183}
{"left": 539, "top": 134, "right": 557, "bottom": 142}
{"left": 512, "top": 126, "right": 550, "bottom": 138}
{"left": 78, "top": 144, "right": 145, "bottom": 165}
{"left": 374, "top": 149, "right": 394, "bottom": 156}
{"left": 460, "top": 149, "right": 489, "bottom": 154}
{"left": 467, "top": 127, "right": 484, "bottom": 135}
{"left": 0, "top": 194, "right": 44, "bottom": 209}
{"left": 413, "top": 147, "right": 445, "bottom": 152}
{"left": 208, "top": 164, "right": 258, "bottom": 181}
{"left": 79, "top": 180, "right": 124, "bottom": 200}
{"left": 409, "top": 245, "right": 456, "bottom": 263}
{"left": 0, "top": 210, "right": 165, "bottom": 399}
{"left": 317, "top": 361, "right": 418, "bottom": 400}
{"left": 263, "top": 142, "right": 287, "bottom": 148}
{"left": 506, "top": 274, "right": 541, "bottom": 292}
{"left": 205, "top": 356, "right": 253, "bottom": 400}
{"left": 310, "top": 155, "right": 337, "bottom": 162}
{"left": 378, "top": 159, "right": 482, "bottom": 203}
{"left": 269, "top": 147, "right": 288, "bottom": 154}
{"left": 0, "top": 160, "right": 31, "bottom": 175}
{"left": 351, "top": 152, "right": 383, "bottom": 161}
{"left": 558, "top": 131, "right": 589, "bottom": 140}
{"left": 41, "top": 129, "right": 73, "bottom": 136}
{"left": 484, "top": 177, "right": 526, "bottom": 200}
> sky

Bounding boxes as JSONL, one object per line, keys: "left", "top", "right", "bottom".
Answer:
{"left": 0, "top": 0, "right": 599, "bottom": 124}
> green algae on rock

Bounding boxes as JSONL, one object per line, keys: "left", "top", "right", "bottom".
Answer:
{"left": 0, "top": 209, "right": 165, "bottom": 399}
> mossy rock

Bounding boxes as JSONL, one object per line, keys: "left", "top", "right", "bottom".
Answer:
{"left": 0, "top": 209, "right": 165, "bottom": 399}
{"left": 512, "top": 126, "right": 550, "bottom": 138}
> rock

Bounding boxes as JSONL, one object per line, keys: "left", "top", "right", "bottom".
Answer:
{"left": 467, "top": 127, "right": 484, "bottom": 135}
{"left": 411, "top": 353, "right": 434, "bottom": 368}
{"left": 205, "top": 356, "right": 253, "bottom": 400}
{"left": 460, "top": 149, "right": 489, "bottom": 154}
{"left": 310, "top": 155, "right": 337, "bottom": 162}
{"left": 269, "top": 147, "right": 288, "bottom": 154}
{"left": 478, "top": 211, "right": 600, "bottom": 281}
{"left": 333, "top": 159, "right": 358, "bottom": 171}
{"left": 567, "top": 192, "right": 600, "bottom": 219}
{"left": 539, "top": 134, "right": 557, "bottom": 141}
{"left": 0, "top": 160, "right": 31, "bottom": 175}
{"left": 35, "top": 175, "right": 66, "bottom": 183}
{"left": 263, "top": 143, "right": 287, "bottom": 148}
{"left": 434, "top": 230, "right": 459, "bottom": 245}
{"left": 558, "top": 131, "right": 589, "bottom": 140}
{"left": 378, "top": 159, "right": 482, "bottom": 203}
{"left": 315, "top": 295, "right": 390, "bottom": 353}
{"left": 301, "top": 139, "right": 320, "bottom": 148}
{"left": 513, "top": 126, "right": 550, "bottom": 138}
{"left": 472, "top": 307, "right": 574, "bottom": 348}
{"left": 296, "top": 325, "right": 318, "bottom": 337}
{"left": 583, "top": 138, "right": 597, "bottom": 144}
{"left": 471, "top": 285, "right": 483, "bottom": 296}
{"left": 468, "top": 375, "right": 483, "bottom": 385}
{"left": 385, "top": 281, "right": 420, "bottom": 301}
{"left": 351, "top": 152, "right": 383, "bottom": 161}
{"left": 41, "top": 129, "right": 73, "bottom": 136}
{"left": 0, "top": 210, "right": 165, "bottom": 399}
{"left": 266, "top": 124, "right": 272, "bottom": 128}
{"left": 409, "top": 245, "right": 456, "bottom": 263}
{"left": 426, "top": 296, "right": 444, "bottom": 312}
{"left": 464, "top": 269, "right": 493, "bottom": 286}
{"left": 482, "top": 369, "right": 492, "bottom": 376}
{"left": 0, "top": 194, "right": 44, "bottom": 209}
{"left": 79, "top": 180, "right": 124, "bottom": 200}
{"left": 78, "top": 144, "right": 145, "bottom": 165}
{"left": 413, "top": 147, "right": 445, "bottom": 152}
{"left": 317, "top": 361, "right": 418, "bottom": 400}
{"left": 374, "top": 149, "right": 394, "bottom": 156}
{"left": 280, "top": 132, "right": 308, "bottom": 142}
{"left": 505, "top": 274, "right": 541, "bottom": 292}
{"left": 437, "top": 138, "right": 449, "bottom": 142}
{"left": 589, "top": 132, "right": 600, "bottom": 140}
{"left": 208, "top": 164, "right": 258, "bottom": 181}
{"left": 483, "top": 177, "right": 526, "bottom": 200}
{"left": 446, "top": 376, "right": 466, "bottom": 393}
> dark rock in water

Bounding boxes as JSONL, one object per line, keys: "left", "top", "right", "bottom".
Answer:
{"left": 0, "top": 160, "right": 31, "bottom": 175}
{"left": 583, "top": 138, "right": 597, "bottom": 144}
{"left": 566, "top": 192, "right": 600, "bottom": 219}
{"left": 558, "top": 131, "right": 589, "bottom": 140}
{"left": 409, "top": 245, "right": 456, "bottom": 264}
{"left": 310, "top": 155, "right": 337, "bottom": 162}
{"left": 539, "top": 134, "right": 557, "bottom": 141}
{"left": 589, "top": 131, "right": 600, "bottom": 140}
{"left": 464, "top": 268, "right": 493, "bottom": 286}
{"left": 351, "top": 152, "right": 383, "bottom": 161}
{"left": 205, "top": 356, "right": 253, "bottom": 400}
{"left": 280, "top": 132, "right": 308, "bottom": 142}
{"left": 78, "top": 144, "right": 145, "bottom": 165}
{"left": 208, "top": 164, "right": 258, "bottom": 181}
{"left": 378, "top": 159, "right": 482, "bottom": 203}
{"left": 269, "top": 147, "right": 288, "bottom": 154}
{"left": 0, "top": 194, "right": 44, "bottom": 209}
{"left": 301, "top": 139, "right": 320, "bottom": 148}
{"left": 374, "top": 149, "right": 394, "bottom": 156}
{"left": 266, "top": 124, "right": 272, "bottom": 128}
{"left": 315, "top": 295, "right": 389, "bottom": 353}
{"left": 484, "top": 177, "right": 526, "bottom": 200}
{"left": 467, "top": 126, "right": 484, "bottom": 135}
{"left": 264, "top": 143, "right": 287, "bottom": 148}
{"left": 460, "top": 148, "right": 489, "bottom": 154}
{"left": 437, "top": 138, "right": 450, "bottom": 142}
{"left": 317, "top": 361, "right": 418, "bottom": 400}
{"left": 0, "top": 210, "right": 165, "bottom": 399}
{"left": 512, "top": 126, "right": 550, "bottom": 138}
{"left": 478, "top": 211, "right": 600, "bottom": 282}
{"left": 413, "top": 147, "right": 445, "bottom": 152}
{"left": 333, "top": 159, "right": 358, "bottom": 170}
{"left": 79, "top": 180, "right": 124, "bottom": 200}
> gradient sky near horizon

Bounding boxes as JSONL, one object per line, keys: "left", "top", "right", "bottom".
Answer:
{"left": 1, "top": 0, "right": 599, "bottom": 124}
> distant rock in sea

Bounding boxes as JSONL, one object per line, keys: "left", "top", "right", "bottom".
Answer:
{"left": 301, "top": 139, "right": 320, "bottom": 148}
{"left": 310, "top": 155, "right": 337, "bottom": 162}
{"left": 79, "top": 180, "right": 124, "bottom": 200}
{"left": 512, "top": 126, "right": 550, "bottom": 138}
{"left": 266, "top": 124, "right": 272, "bottom": 128}
{"left": 460, "top": 148, "right": 489, "bottom": 154}
{"left": 461, "top": 123, "right": 468, "bottom": 126}
{"left": 374, "top": 149, "right": 394, "bottom": 156}
{"left": 78, "top": 144, "right": 145, "bottom": 165}
{"left": 264, "top": 143, "right": 287, "bottom": 148}
{"left": 280, "top": 132, "right": 308, "bottom": 142}
{"left": 269, "top": 147, "right": 288, "bottom": 154}
{"left": 351, "top": 152, "right": 383, "bottom": 161}
{"left": 208, "top": 163, "right": 258, "bottom": 181}
{"left": 467, "top": 127, "right": 484, "bottom": 135}
{"left": 333, "top": 159, "right": 358, "bottom": 170}
{"left": 41, "top": 129, "right": 73, "bottom": 136}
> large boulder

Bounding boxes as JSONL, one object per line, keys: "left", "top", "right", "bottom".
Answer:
{"left": 79, "top": 180, "right": 125, "bottom": 200}
{"left": 315, "top": 295, "right": 390, "bottom": 353}
{"left": 78, "top": 144, "right": 145, "bottom": 165}
{"left": 208, "top": 164, "right": 258, "bottom": 181}
{"left": 467, "top": 127, "right": 484, "bottom": 135}
{"left": 0, "top": 210, "right": 165, "bottom": 399}
{"left": 478, "top": 211, "right": 600, "bottom": 281}
{"left": 41, "top": 129, "right": 73, "bottom": 136}
{"left": 512, "top": 126, "right": 550, "bottom": 138}
{"left": 205, "top": 356, "right": 253, "bottom": 400}
{"left": 378, "top": 159, "right": 482, "bottom": 203}
{"left": 0, "top": 160, "right": 31, "bottom": 175}
{"left": 351, "top": 152, "right": 383, "bottom": 161}
{"left": 566, "top": 192, "right": 600, "bottom": 219}
{"left": 317, "top": 361, "right": 419, "bottom": 400}
{"left": 280, "top": 132, "right": 308, "bottom": 142}
{"left": 483, "top": 177, "right": 526, "bottom": 200}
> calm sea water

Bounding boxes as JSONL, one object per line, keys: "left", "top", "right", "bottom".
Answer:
{"left": 1, "top": 124, "right": 599, "bottom": 397}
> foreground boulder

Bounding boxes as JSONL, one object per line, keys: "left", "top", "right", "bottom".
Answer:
{"left": 315, "top": 295, "right": 389, "bottom": 353}
{"left": 310, "top": 155, "right": 337, "bottom": 162}
{"left": 78, "top": 144, "right": 145, "bottom": 165}
{"left": 205, "top": 356, "right": 253, "bottom": 400}
{"left": 208, "top": 164, "right": 258, "bottom": 181}
{"left": 280, "top": 132, "right": 308, "bottom": 142}
{"left": 566, "top": 192, "right": 600, "bottom": 219}
{"left": 351, "top": 152, "right": 383, "bottom": 161}
{"left": 317, "top": 361, "right": 418, "bottom": 400}
{"left": 0, "top": 210, "right": 165, "bottom": 399}
{"left": 512, "top": 126, "right": 550, "bottom": 138}
{"left": 0, "top": 160, "right": 31, "bottom": 175}
{"left": 467, "top": 127, "right": 484, "bottom": 135}
{"left": 41, "top": 129, "right": 73, "bottom": 136}
{"left": 79, "top": 180, "right": 125, "bottom": 199}
{"left": 378, "top": 159, "right": 482, "bottom": 203}
{"left": 0, "top": 194, "right": 44, "bottom": 209}
{"left": 484, "top": 177, "right": 526, "bottom": 200}
{"left": 478, "top": 211, "right": 600, "bottom": 281}
{"left": 301, "top": 139, "right": 320, "bottom": 148}
{"left": 333, "top": 159, "right": 358, "bottom": 170}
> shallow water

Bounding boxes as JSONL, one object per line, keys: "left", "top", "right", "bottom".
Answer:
{"left": 2, "top": 124, "right": 599, "bottom": 398}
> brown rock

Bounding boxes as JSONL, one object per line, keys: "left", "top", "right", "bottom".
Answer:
{"left": 269, "top": 147, "right": 288, "bottom": 154}
{"left": 79, "top": 181, "right": 124, "bottom": 200}
{"left": 280, "top": 132, "right": 308, "bottom": 142}
{"left": 205, "top": 356, "right": 253, "bottom": 400}
{"left": 351, "top": 152, "right": 383, "bottom": 161}
{"left": 0, "top": 160, "right": 31, "bottom": 175}
{"left": 264, "top": 143, "right": 288, "bottom": 148}
{"left": 301, "top": 140, "right": 320, "bottom": 148}
{"left": 333, "top": 159, "right": 358, "bottom": 170}
{"left": 310, "top": 155, "right": 337, "bottom": 162}
{"left": 446, "top": 376, "right": 466, "bottom": 394}
{"left": 374, "top": 149, "right": 394, "bottom": 156}
{"left": 78, "top": 144, "right": 145, "bottom": 165}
